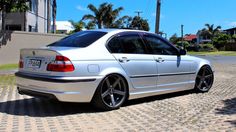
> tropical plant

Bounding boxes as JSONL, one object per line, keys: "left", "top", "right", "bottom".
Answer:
{"left": 103, "top": 4, "right": 123, "bottom": 28}
{"left": 169, "top": 33, "right": 180, "bottom": 44}
{"left": 110, "top": 16, "right": 132, "bottom": 28}
{"left": 200, "top": 24, "right": 221, "bottom": 41}
{"left": 130, "top": 16, "right": 150, "bottom": 31}
{"left": 212, "top": 33, "right": 231, "bottom": 49}
{"left": 232, "top": 34, "right": 236, "bottom": 42}
{"left": 82, "top": 3, "right": 123, "bottom": 29}
{"left": 85, "top": 21, "right": 96, "bottom": 30}
{"left": 69, "top": 20, "right": 85, "bottom": 33}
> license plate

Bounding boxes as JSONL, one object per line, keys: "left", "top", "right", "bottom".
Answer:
{"left": 27, "top": 59, "right": 41, "bottom": 68}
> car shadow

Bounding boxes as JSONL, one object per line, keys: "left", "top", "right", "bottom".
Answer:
{"left": 0, "top": 90, "right": 193, "bottom": 117}
{"left": 215, "top": 97, "right": 236, "bottom": 127}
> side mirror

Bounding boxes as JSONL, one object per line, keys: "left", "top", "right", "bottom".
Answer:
{"left": 178, "top": 49, "right": 187, "bottom": 56}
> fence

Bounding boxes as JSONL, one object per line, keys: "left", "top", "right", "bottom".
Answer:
{"left": 0, "top": 31, "right": 66, "bottom": 65}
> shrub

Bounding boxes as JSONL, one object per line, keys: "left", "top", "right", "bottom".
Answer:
{"left": 176, "top": 41, "right": 190, "bottom": 49}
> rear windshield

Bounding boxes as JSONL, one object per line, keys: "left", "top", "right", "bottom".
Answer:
{"left": 48, "top": 31, "right": 107, "bottom": 47}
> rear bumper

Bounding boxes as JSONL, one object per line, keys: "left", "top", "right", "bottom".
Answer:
{"left": 15, "top": 72, "right": 103, "bottom": 102}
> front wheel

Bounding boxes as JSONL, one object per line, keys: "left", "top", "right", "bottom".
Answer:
{"left": 195, "top": 65, "right": 214, "bottom": 92}
{"left": 92, "top": 74, "right": 128, "bottom": 110}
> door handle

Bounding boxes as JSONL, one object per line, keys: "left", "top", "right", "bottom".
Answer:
{"left": 118, "top": 57, "right": 130, "bottom": 63}
{"left": 156, "top": 57, "right": 165, "bottom": 63}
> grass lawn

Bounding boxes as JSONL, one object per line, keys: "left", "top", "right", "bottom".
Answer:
{"left": 188, "top": 51, "right": 236, "bottom": 56}
{"left": 0, "top": 64, "right": 18, "bottom": 70}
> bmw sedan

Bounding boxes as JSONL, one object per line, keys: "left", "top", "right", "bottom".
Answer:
{"left": 15, "top": 29, "right": 214, "bottom": 110}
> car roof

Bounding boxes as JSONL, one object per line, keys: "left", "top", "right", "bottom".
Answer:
{"left": 86, "top": 28, "right": 151, "bottom": 34}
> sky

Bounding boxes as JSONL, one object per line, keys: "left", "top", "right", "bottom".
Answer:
{"left": 57, "top": 0, "right": 236, "bottom": 37}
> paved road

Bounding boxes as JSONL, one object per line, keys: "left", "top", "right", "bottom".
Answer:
{"left": 0, "top": 56, "right": 235, "bottom": 131}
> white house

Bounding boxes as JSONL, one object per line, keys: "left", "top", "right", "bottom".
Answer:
{"left": 53, "top": 21, "right": 74, "bottom": 34}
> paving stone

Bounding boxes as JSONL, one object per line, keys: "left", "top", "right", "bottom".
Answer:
{"left": 0, "top": 63, "right": 236, "bottom": 131}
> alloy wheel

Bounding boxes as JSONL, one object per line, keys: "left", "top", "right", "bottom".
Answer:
{"left": 195, "top": 66, "right": 214, "bottom": 92}
{"left": 100, "top": 74, "right": 127, "bottom": 108}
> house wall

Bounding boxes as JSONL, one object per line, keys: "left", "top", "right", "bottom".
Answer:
{"left": 0, "top": 31, "right": 66, "bottom": 65}
{"left": 4, "top": 0, "right": 49, "bottom": 33}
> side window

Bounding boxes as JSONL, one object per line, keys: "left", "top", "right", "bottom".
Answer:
{"left": 107, "top": 37, "right": 124, "bottom": 53}
{"left": 144, "top": 35, "right": 178, "bottom": 55}
{"left": 107, "top": 34, "right": 146, "bottom": 54}
{"left": 119, "top": 35, "right": 146, "bottom": 54}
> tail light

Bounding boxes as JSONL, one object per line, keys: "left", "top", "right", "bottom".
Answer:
{"left": 19, "top": 55, "right": 24, "bottom": 68}
{"left": 47, "top": 55, "right": 75, "bottom": 72}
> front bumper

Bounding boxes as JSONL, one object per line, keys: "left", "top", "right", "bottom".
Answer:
{"left": 15, "top": 72, "right": 103, "bottom": 102}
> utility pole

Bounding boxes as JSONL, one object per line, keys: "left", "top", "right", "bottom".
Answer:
{"left": 135, "top": 11, "right": 143, "bottom": 17}
{"left": 135, "top": 11, "right": 143, "bottom": 30}
{"left": 181, "top": 24, "right": 184, "bottom": 49}
{"left": 47, "top": 0, "right": 51, "bottom": 33}
{"left": 155, "top": 0, "right": 161, "bottom": 34}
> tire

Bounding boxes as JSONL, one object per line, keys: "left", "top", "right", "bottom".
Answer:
{"left": 92, "top": 74, "right": 128, "bottom": 110}
{"left": 195, "top": 65, "right": 214, "bottom": 92}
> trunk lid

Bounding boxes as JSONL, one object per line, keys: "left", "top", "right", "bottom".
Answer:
{"left": 20, "top": 47, "right": 63, "bottom": 75}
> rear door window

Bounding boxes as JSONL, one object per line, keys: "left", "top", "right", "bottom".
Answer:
{"left": 48, "top": 31, "right": 107, "bottom": 47}
{"left": 107, "top": 33, "right": 147, "bottom": 54}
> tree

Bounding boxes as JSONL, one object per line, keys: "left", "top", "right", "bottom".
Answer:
{"left": 85, "top": 21, "right": 96, "bottom": 30}
{"left": 200, "top": 24, "right": 221, "bottom": 41}
{"left": 82, "top": 3, "right": 123, "bottom": 29}
{"left": 103, "top": 4, "right": 123, "bottom": 28}
{"left": 110, "top": 15, "right": 132, "bottom": 29}
{"left": 69, "top": 20, "right": 96, "bottom": 34}
{"left": 169, "top": 33, "right": 180, "bottom": 44}
{"left": 232, "top": 34, "right": 236, "bottom": 42}
{"left": 0, "top": 0, "right": 29, "bottom": 32}
{"left": 212, "top": 33, "right": 231, "bottom": 49}
{"left": 69, "top": 20, "right": 85, "bottom": 33}
{"left": 130, "top": 16, "right": 150, "bottom": 31}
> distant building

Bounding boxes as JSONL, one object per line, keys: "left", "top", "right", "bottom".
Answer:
{"left": 196, "top": 30, "right": 212, "bottom": 44}
{"left": 184, "top": 34, "right": 197, "bottom": 44}
{"left": 53, "top": 21, "right": 74, "bottom": 34}
{"left": 0, "top": 0, "right": 51, "bottom": 33}
{"left": 224, "top": 27, "right": 236, "bottom": 36}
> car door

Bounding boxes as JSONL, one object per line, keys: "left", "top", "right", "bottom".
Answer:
{"left": 107, "top": 32, "right": 157, "bottom": 89}
{"left": 143, "top": 33, "right": 194, "bottom": 89}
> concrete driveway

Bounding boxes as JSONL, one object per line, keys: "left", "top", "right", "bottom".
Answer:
{"left": 0, "top": 56, "right": 235, "bottom": 131}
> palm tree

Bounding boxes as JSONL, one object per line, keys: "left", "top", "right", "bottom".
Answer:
{"left": 82, "top": 3, "right": 123, "bottom": 29}
{"left": 201, "top": 24, "right": 221, "bottom": 40}
{"left": 69, "top": 20, "right": 85, "bottom": 32}
{"left": 103, "top": 4, "right": 123, "bottom": 28}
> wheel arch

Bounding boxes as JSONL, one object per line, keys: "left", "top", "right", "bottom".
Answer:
{"left": 94, "top": 67, "right": 132, "bottom": 99}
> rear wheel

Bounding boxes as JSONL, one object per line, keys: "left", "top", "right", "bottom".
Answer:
{"left": 92, "top": 74, "right": 128, "bottom": 110}
{"left": 195, "top": 65, "right": 214, "bottom": 92}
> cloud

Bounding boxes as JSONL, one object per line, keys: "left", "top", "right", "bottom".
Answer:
{"left": 229, "top": 22, "right": 236, "bottom": 27}
{"left": 76, "top": 5, "right": 88, "bottom": 11}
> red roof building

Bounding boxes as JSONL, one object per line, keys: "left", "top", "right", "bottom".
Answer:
{"left": 184, "top": 34, "right": 197, "bottom": 44}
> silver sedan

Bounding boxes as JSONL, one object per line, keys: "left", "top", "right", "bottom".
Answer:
{"left": 15, "top": 29, "right": 214, "bottom": 110}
